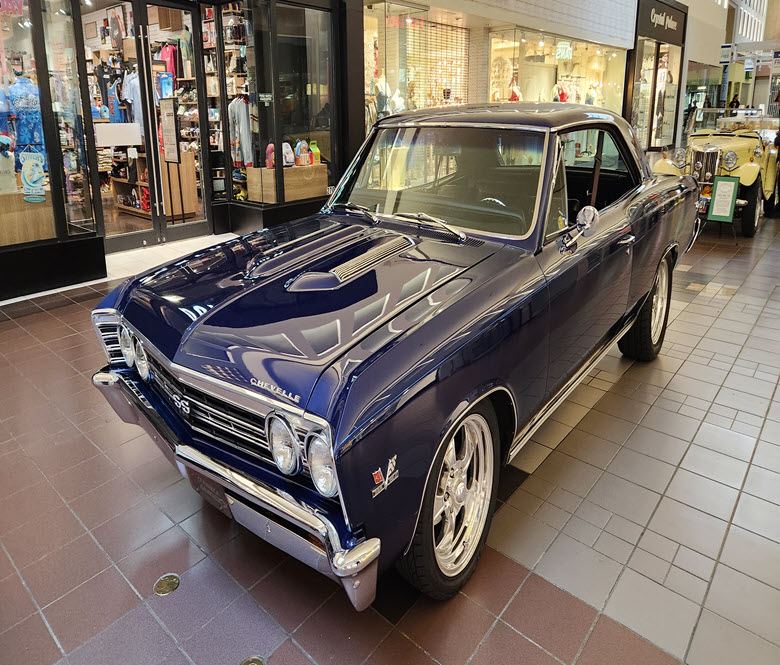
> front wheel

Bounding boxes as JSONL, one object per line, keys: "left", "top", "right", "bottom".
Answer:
{"left": 396, "top": 400, "right": 500, "bottom": 599}
{"left": 740, "top": 178, "right": 761, "bottom": 237}
{"left": 618, "top": 254, "right": 672, "bottom": 361}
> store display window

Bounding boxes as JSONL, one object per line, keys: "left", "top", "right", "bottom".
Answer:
{"left": 0, "top": 0, "right": 58, "bottom": 248}
{"left": 42, "top": 0, "right": 94, "bottom": 236}
{"left": 488, "top": 29, "right": 626, "bottom": 114}
{"left": 630, "top": 38, "right": 681, "bottom": 150}
{"left": 364, "top": 2, "right": 469, "bottom": 133}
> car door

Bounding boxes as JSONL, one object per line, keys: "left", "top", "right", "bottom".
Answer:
{"left": 536, "top": 127, "right": 638, "bottom": 397}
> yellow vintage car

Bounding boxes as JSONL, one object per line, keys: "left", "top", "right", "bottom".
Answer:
{"left": 653, "top": 120, "right": 779, "bottom": 237}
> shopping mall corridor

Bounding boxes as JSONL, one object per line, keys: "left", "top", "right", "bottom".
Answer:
{"left": 1, "top": 217, "right": 779, "bottom": 665}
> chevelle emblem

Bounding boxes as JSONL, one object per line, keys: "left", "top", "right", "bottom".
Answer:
{"left": 249, "top": 378, "right": 302, "bottom": 404}
{"left": 372, "top": 455, "right": 399, "bottom": 498}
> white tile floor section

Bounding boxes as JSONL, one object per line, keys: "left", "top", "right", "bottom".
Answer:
{"left": 488, "top": 225, "right": 780, "bottom": 663}
{"left": 0, "top": 234, "right": 238, "bottom": 307}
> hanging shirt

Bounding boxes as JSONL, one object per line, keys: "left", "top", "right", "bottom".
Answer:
{"left": 107, "top": 79, "right": 125, "bottom": 123}
{"left": 159, "top": 45, "right": 178, "bottom": 90}
{"left": 94, "top": 64, "right": 111, "bottom": 107}
{"left": 178, "top": 29, "right": 193, "bottom": 64}
{"left": 228, "top": 96, "right": 252, "bottom": 167}
{"left": 9, "top": 77, "right": 44, "bottom": 147}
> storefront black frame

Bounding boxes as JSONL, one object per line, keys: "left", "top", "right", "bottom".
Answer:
{"left": 623, "top": 0, "right": 688, "bottom": 152}
{"left": 0, "top": 0, "right": 109, "bottom": 301}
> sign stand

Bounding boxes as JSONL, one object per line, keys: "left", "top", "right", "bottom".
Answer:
{"left": 159, "top": 97, "right": 185, "bottom": 225}
{"left": 707, "top": 175, "right": 740, "bottom": 243}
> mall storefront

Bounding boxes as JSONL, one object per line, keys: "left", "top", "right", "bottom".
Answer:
{"left": 362, "top": 2, "right": 629, "bottom": 131}
{"left": 1, "top": 0, "right": 631, "bottom": 300}
{"left": 625, "top": 0, "right": 688, "bottom": 151}
{"left": 0, "top": 0, "right": 363, "bottom": 299}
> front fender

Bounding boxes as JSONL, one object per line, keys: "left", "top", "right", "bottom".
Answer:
{"left": 732, "top": 162, "right": 760, "bottom": 187}
{"left": 652, "top": 159, "right": 682, "bottom": 177}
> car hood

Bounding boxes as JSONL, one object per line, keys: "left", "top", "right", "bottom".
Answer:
{"left": 119, "top": 214, "right": 502, "bottom": 409}
{"left": 689, "top": 131, "right": 762, "bottom": 153}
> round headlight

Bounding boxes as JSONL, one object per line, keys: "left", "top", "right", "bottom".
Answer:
{"left": 754, "top": 146, "right": 763, "bottom": 159}
{"left": 135, "top": 340, "right": 150, "bottom": 381}
{"left": 695, "top": 160, "right": 703, "bottom": 170}
{"left": 118, "top": 326, "right": 135, "bottom": 367}
{"left": 307, "top": 432, "right": 338, "bottom": 497}
{"left": 266, "top": 416, "right": 301, "bottom": 475}
{"left": 692, "top": 171, "right": 700, "bottom": 180}
{"left": 673, "top": 148, "right": 686, "bottom": 168}
{"left": 724, "top": 150, "right": 738, "bottom": 169}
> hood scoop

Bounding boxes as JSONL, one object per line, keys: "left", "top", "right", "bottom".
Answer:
{"left": 286, "top": 235, "right": 414, "bottom": 292}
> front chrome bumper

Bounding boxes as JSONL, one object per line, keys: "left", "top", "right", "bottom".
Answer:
{"left": 92, "top": 368, "right": 380, "bottom": 611}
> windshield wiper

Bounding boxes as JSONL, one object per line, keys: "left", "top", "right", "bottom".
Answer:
{"left": 328, "top": 202, "right": 377, "bottom": 224}
{"left": 392, "top": 212, "right": 466, "bottom": 243}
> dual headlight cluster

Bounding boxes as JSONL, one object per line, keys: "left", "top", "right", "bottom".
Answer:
{"left": 118, "top": 325, "right": 151, "bottom": 381}
{"left": 266, "top": 415, "right": 338, "bottom": 497}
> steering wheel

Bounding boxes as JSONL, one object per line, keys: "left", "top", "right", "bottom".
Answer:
{"left": 480, "top": 197, "right": 526, "bottom": 229}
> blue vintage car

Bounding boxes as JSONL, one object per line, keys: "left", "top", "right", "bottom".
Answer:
{"left": 92, "top": 104, "right": 699, "bottom": 610}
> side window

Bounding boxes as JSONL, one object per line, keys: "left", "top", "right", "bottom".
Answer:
{"left": 558, "top": 128, "right": 638, "bottom": 216}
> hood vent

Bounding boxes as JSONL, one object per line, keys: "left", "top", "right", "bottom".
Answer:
{"left": 287, "top": 236, "right": 413, "bottom": 292}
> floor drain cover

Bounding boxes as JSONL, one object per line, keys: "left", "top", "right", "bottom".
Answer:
{"left": 153, "top": 573, "right": 180, "bottom": 596}
{"left": 240, "top": 658, "right": 265, "bottom": 665}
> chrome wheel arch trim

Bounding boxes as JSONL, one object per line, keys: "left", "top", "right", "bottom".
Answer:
{"left": 403, "top": 385, "right": 516, "bottom": 556}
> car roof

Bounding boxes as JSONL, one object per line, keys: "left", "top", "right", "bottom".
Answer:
{"left": 376, "top": 103, "right": 626, "bottom": 131}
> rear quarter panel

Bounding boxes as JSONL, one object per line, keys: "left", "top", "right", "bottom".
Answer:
{"left": 628, "top": 175, "right": 698, "bottom": 308}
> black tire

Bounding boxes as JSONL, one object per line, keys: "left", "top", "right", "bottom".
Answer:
{"left": 618, "top": 254, "right": 673, "bottom": 362}
{"left": 740, "top": 178, "right": 761, "bottom": 238}
{"left": 763, "top": 176, "right": 778, "bottom": 218}
{"left": 396, "top": 399, "right": 500, "bottom": 600}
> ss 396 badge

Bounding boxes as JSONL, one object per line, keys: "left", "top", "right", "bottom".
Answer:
{"left": 371, "top": 455, "right": 399, "bottom": 498}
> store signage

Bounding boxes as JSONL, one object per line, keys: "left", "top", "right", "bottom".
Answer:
{"left": 637, "top": 0, "right": 686, "bottom": 47}
{"left": 719, "top": 44, "right": 732, "bottom": 65}
{"left": 556, "top": 41, "right": 572, "bottom": 60}
{"left": 772, "top": 50, "right": 780, "bottom": 75}
{"left": 0, "top": 0, "right": 23, "bottom": 16}
{"left": 19, "top": 151, "right": 45, "bottom": 202}
{"left": 160, "top": 98, "right": 180, "bottom": 164}
{"left": 744, "top": 58, "right": 754, "bottom": 72}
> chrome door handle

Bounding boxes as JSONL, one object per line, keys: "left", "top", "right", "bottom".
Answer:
{"left": 617, "top": 235, "right": 636, "bottom": 245}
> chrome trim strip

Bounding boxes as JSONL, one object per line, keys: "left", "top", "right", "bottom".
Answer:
{"left": 507, "top": 316, "right": 638, "bottom": 462}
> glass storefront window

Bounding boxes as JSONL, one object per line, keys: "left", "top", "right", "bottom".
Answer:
{"left": 364, "top": 2, "right": 468, "bottom": 132}
{"left": 631, "top": 39, "right": 682, "bottom": 150}
{"left": 488, "top": 29, "right": 626, "bottom": 113}
{"left": 0, "top": 1, "right": 57, "bottom": 247}
{"left": 42, "top": 0, "right": 94, "bottom": 236}
{"left": 277, "top": 4, "right": 333, "bottom": 201}
{"left": 651, "top": 44, "right": 681, "bottom": 148}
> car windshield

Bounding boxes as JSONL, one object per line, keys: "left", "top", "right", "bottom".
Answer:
{"left": 334, "top": 126, "right": 546, "bottom": 237}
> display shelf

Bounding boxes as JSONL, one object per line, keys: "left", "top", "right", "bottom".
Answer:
{"left": 116, "top": 202, "right": 151, "bottom": 217}
{"left": 112, "top": 178, "right": 149, "bottom": 188}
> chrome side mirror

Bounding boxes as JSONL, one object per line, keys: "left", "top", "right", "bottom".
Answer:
{"left": 560, "top": 205, "right": 600, "bottom": 253}
{"left": 576, "top": 206, "right": 599, "bottom": 238}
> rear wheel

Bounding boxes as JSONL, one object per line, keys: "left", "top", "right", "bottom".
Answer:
{"left": 397, "top": 400, "right": 499, "bottom": 599}
{"left": 740, "top": 178, "right": 761, "bottom": 237}
{"left": 618, "top": 255, "right": 672, "bottom": 361}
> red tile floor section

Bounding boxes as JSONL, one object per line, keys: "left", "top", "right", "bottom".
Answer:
{"left": 0, "top": 240, "right": 744, "bottom": 665}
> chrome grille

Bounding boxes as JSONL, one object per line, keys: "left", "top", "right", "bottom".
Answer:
{"left": 148, "top": 355, "right": 276, "bottom": 463}
{"left": 692, "top": 150, "right": 719, "bottom": 184}
{"left": 96, "top": 322, "right": 124, "bottom": 366}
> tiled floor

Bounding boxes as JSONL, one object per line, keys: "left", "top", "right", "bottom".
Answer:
{"left": 0, "top": 218, "right": 778, "bottom": 665}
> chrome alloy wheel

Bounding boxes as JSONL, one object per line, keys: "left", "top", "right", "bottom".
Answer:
{"left": 433, "top": 413, "right": 494, "bottom": 577}
{"left": 650, "top": 260, "right": 670, "bottom": 345}
{"left": 754, "top": 193, "right": 762, "bottom": 230}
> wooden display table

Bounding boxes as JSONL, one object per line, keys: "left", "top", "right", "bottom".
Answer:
{"left": 247, "top": 163, "right": 328, "bottom": 203}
